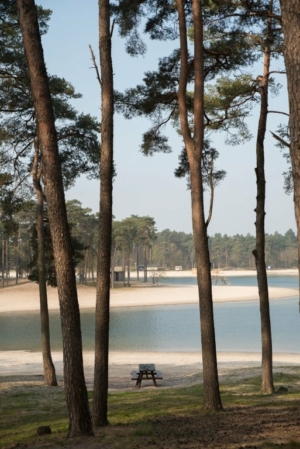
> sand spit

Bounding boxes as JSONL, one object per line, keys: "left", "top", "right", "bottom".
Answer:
{"left": 0, "top": 279, "right": 298, "bottom": 313}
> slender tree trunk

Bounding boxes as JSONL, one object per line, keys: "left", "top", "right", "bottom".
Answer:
{"left": 252, "top": 19, "right": 274, "bottom": 394}
{"left": 143, "top": 245, "right": 148, "bottom": 282}
{"left": 5, "top": 239, "right": 9, "bottom": 286}
{"left": 32, "top": 139, "right": 58, "bottom": 387}
{"left": 280, "top": 1, "right": 300, "bottom": 297}
{"left": 17, "top": 0, "right": 92, "bottom": 437}
{"left": 127, "top": 256, "right": 130, "bottom": 286}
{"left": 136, "top": 243, "right": 140, "bottom": 281}
{"left": 91, "top": 258, "right": 95, "bottom": 283}
{"left": 93, "top": 0, "right": 114, "bottom": 427}
{"left": 84, "top": 248, "right": 89, "bottom": 284}
{"left": 1, "top": 240, "right": 4, "bottom": 287}
{"left": 15, "top": 232, "right": 19, "bottom": 285}
{"left": 176, "top": 0, "right": 222, "bottom": 410}
{"left": 122, "top": 254, "right": 126, "bottom": 287}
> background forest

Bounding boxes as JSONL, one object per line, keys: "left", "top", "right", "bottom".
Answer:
{"left": 0, "top": 198, "right": 297, "bottom": 286}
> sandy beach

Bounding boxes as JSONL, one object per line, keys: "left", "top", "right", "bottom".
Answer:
{"left": 0, "top": 271, "right": 298, "bottom": 313}
{"left": 0, "top": 271, "right": 299, "bottom": 389}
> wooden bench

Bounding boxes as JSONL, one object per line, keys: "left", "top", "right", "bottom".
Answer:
{"left": 131, "top": 370, "right": 139, "bottom": 380}
{"left": 155, "top": 370, "right": 163, "bottom": 380}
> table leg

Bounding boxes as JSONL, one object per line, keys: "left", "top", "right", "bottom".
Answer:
{"left": 151, "top": 371, "right": 158, "bottom": 387}
{"left": 136, "top": 373, "right": 142, "bottom": 388}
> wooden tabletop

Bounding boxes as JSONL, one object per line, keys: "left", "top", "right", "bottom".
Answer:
{"left": 138, "top": 363, "right": 156, "bottom": 372}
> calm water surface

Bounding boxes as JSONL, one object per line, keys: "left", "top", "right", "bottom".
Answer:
{"left": 0, "top": 275, "right": 299, "bottom": 354}
{"left": 160, "top": 274, "right": 299, "bottom": 289}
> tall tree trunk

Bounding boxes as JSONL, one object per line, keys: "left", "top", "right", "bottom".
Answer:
{"left": 32, "top": 139, "right": 58, "bottom": 387}
{"left": 176, "top": 0, "right": 222, "bottom": 410}
{"left": 280, "top": 1, "right": 300, "bottom": 296}
{"left": 17, "top": 0, "right": 92, "bottom": 437}
{"left": 93, "top": 0, "right": 114, "bottom": 427}
{"left": 252, "top": 15, "right": 274, "bottom": 394}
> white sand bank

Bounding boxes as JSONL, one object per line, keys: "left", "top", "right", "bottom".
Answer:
{"left": 165, "top": 269, "right": 298, "bottom": 277}
{"left": 1, "top": 350, "right": 300, "bottom": 390}
{"left": 216, "top": 269, "right": 298, "bottom": 277}
{"left": 0, "top": 281, "right": 298, "bottom": 313}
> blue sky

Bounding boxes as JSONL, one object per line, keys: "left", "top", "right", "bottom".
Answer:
{"left": 37, "top": 0, "right": 295, "bottom": 236}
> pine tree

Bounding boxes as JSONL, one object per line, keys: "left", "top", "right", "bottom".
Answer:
{"left": 17, "top": 0, "right": 93, "bottom": 437}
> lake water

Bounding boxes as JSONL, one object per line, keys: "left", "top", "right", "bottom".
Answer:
{"left": 0, "top": 275, "right": 299, "bottom": 354}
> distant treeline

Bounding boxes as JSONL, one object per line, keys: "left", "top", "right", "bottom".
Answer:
{"left": 0, "top": 199, "right": 297, "bottom": 285}
{"left": 148, "top": 228, "right": 298, "bottom": 271}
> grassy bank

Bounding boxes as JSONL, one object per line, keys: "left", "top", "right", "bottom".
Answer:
{"left": 1, "top": 371, "right": 300, "bottom": 448}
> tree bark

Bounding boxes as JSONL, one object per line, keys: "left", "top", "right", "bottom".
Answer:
{"left": 17, "top": 0, "right": 92, "bottom": 437}
{"left": 176, "top": 0, "right": 222, "bottom": 410}
{"left": 32, "top": 139, "right": 58, "bottom": 387}
{"left": 93, "top": 0, "right": 114, "bottom": 427}
{"left": 252, "top": 19, "right": 274, "bottom": 393}
{"left": 280, "top": 1, "right": 300, "bottom": 297}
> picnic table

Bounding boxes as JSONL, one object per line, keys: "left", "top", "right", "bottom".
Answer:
{"left": 131, "top": 363, "right": 163, "bottom": 388}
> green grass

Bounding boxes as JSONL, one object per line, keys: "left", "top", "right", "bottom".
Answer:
{"left": 1, "top": 372, "right": 300, "bottom": 448}
{"left": 107, "top": 384, "right": 205, "bottom": 425}
{"left": 0, "top": 378, "right": 69, "bottom": 447}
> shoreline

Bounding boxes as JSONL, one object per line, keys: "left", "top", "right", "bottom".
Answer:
{"left": 1, "top": 273, "right": 299, "bottom": 389}
{"left": 1, "top": 349, "right": 300, "bottom": 390}
{"left": 158, "top": 268, "right": 299, "bottom": 277}
{"left": 0, "top": 277, "right": 298, "bottom": 313}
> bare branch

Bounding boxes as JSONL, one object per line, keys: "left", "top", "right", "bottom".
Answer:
{"left": 12, "top": 173, "right": 31, "bottom": 194}
{"left": 270, "top": 130, "right": 290, "bottom": 148}
{"left": 13, "top": 139, "right": 34, "bottom": 170}
{"left": 268, "top": 70, "right": 286, "bottom": 75}
{"left": 155, "top": 106, "right": 177, "bottom": 130}
{"left": 110, "top": 19, "right": 115, "bottom": 38}
{"left": 268, "top": 110, "right": 289, "bottom": 117}
{"left": 205, "top": 157, "right": 214, "bottom": 228}
{"left": 89, "top": 44, "right": 102, "bottom": 86}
